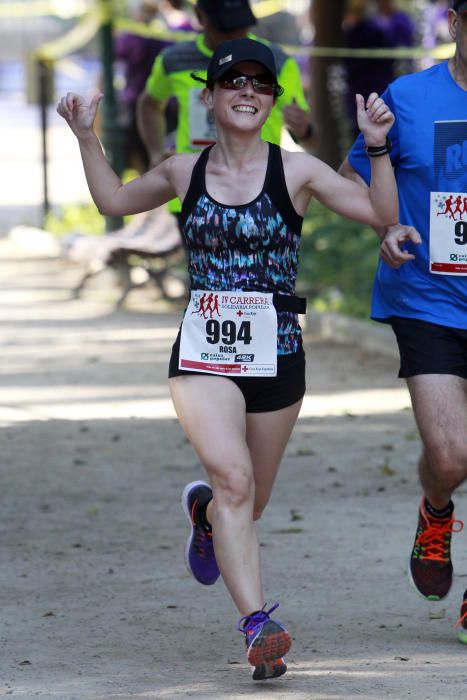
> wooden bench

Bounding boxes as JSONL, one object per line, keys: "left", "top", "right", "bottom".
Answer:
{"left": 63, "top": 207, "right": 186, "bottom": 307}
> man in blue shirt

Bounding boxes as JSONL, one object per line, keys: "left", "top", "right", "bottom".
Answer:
{"left": 340, "top": 0, "right": 467, "bottom": 643}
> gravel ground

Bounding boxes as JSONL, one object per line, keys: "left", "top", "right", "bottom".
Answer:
{"left": 1, "top": 237, "right": 466, "bottom": 699}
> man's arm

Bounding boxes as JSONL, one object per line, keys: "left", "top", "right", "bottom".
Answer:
{"left": 136, "top": 89, "right": 168, "bottom": 168}
{"left": 339, "top": 156, "right": 386, "bottom": 239}
{"left": 136, "top": 51, "right": 174, "bottom": 168}
{"left": 277, "top": 57, "right": 316, "bottom": 152}
{"left": 339, "top": 156, "right": 421, "bottom": 266}
{"left": 57, "top": 92, "right": 176, "bottom": 216}
{"left": 282, "top": 99, "right": 317, "bottom": 151}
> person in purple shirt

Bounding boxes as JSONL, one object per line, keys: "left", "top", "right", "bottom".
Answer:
{"left": 114, "top": 1, "right": 191, "bottom": 172}
{"left": 344, "top": 0, "right": 415, "bottom": 135}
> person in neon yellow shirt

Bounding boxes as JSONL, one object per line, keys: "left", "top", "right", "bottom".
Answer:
{"left": 137, "top": 0, "right": 315, "bottom": 215}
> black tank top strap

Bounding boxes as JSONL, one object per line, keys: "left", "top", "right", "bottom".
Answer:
{"left": 265, "top": 143, "right": 303, "bottom": 233}
{"left": 180, "top": 145, "right": 214, "bottom": 225}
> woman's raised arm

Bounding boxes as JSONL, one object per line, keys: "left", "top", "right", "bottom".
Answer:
{"left": 57, "top": 92, "right": 177, "bottom": 216}
{"left": 295, "top": 93, "right": 398, "bottom": 227}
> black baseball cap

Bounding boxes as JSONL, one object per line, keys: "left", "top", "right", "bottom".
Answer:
{"left": 196, "top": 0, "right": 257, "bottom": 32}
{"left": 206, "top": 38, "right": 278, "bottom": 83}
{"left": 453, "top": 1, "right": 467, "bottom": 13}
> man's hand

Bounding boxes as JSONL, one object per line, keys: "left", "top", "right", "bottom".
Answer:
{"left": 380, "top": 223, "right": 422, "bottom": 268}
{"left": 282, "top": 99, "right": 314, "bottom": 142}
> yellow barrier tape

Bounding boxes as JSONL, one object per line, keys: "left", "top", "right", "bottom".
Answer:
{"left": 286, "top": 43, "right": 455, "bottom": 60}
{"left": 33, "top": 6, "right": 455, "bottom": 65}
{"left": 115, "top": 17, "right": 455, "bottom": 60}
{"left": 0, "top": 0, "right": 286, "bottom": 20}
{"left": 114, "top": 17, "right": 196, "bottom": 43}
{"left": 0, "top": 1, "right": 86, "bottom": 18}
{"left": 35, "top": 10, "right": 102, "bottom": 61}
{"left": 114, "top": 15, "right": 454, "bottom": 60}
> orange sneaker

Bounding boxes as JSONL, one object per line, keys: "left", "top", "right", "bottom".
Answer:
{"left": 409, "top": 498, "right": 463, "bottom": 601}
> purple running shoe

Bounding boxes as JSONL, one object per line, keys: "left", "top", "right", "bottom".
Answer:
{"left": 181, "top": 480, "right": 220, "bottom": 585}
{"left": 252, "top": 657, "right": 287, "bottom": 681}
{"left": 237, "top": 603, "right": 291, "bottom": 669}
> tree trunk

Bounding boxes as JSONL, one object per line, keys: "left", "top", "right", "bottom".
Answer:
{"left": 310, "top": 0, "right": 346, "bottom": 168}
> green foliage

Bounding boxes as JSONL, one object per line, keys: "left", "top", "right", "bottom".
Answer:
{"left": 297, "top": 201, "right": 380, "bottom": 319}
{"left": 45, "top": 170, "right": 139, "bottom": 237}
{"left": 45, "top": 202, "right": 106, "bottom": 236}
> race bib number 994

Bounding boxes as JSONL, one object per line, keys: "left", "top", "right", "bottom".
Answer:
{"left": 179, "top": 290, "right": 278, "bottom": 376}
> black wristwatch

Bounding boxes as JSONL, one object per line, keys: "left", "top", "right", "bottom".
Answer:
{"left": 365, "top": 136, "right": 392, "bottom": 157}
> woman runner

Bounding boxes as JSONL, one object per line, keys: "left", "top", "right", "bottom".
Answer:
{"left": 57, "top": 37, "right": 398, "bottom": 681}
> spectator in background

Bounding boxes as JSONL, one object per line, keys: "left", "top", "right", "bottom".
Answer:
{"left": 343, "top": 0, "right": 415, "bottom": 135}
{"left": 158, "top": 0, "right": 195, "bottom": 31}
{"left": 254, "top": 8, "right": 301, "bottom": 46}
{"left": 114, "top": 1, "right": 193, "bottom": 173}
{"left": 254, "top": 4, "right": 313, "bottom": 96}
{"left": 422, "top": 1, "right": 451, "bottom": 67}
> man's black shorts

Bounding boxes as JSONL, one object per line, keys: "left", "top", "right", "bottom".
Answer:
{"left": 168, "top": 330, "right": 306, "bottom": 413}
{"left": 389, "top": 316, "right": 467, "bottom": 379}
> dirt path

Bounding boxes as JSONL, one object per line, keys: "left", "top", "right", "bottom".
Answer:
{"left": 1, "top": 238, "right": 466, "bottom": 699}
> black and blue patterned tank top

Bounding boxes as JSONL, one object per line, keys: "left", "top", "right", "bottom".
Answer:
{"left": 180, "top": 143, "right": 304, "bottom": 355}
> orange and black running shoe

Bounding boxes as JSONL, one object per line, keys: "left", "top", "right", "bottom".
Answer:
{"left": 457, "top": 596, "right": 467, "bottom": 645}
{"left": 409, "top": 497, "right": 463, "bottom": 601}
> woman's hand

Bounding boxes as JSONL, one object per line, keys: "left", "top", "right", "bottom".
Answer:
{"left": 56, "top": 92, "right": 103, "bottom": 139}
{"left": 356, "top": 92, "right": 395, "bottom": 147}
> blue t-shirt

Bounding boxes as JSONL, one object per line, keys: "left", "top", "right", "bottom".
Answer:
{"left": 349, "top": 61, "right": 467, "bottom": 329}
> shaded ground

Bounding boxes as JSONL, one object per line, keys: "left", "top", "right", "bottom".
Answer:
{"left": 1, "top": 238, "right": 466, "bottom": 699}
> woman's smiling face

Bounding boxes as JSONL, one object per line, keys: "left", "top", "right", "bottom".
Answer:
{"left": 205, "top": 61, "right": 275, "bottom": 133}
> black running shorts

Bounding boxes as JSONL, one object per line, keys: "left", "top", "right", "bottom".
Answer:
{"left": 168, "top": 330, "right": 306, "bottom": 413}
{"left": 389, "top": 316, "right": 467, "bottom": 379}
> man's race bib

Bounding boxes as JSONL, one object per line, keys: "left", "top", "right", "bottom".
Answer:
{"left": 430, "top": 191, "right": 467, "bottom": 275}
{"left": 179, "top": 290, "right": 278, "bottom": 376}
{"left": 189, "top": 88, "right": 217, "bottom": 148}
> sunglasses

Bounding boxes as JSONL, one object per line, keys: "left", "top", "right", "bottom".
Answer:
{"left": 217, "top": 70, "right": 280, "bottom": 96}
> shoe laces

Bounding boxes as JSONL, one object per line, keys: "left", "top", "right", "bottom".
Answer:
{"left": 192, "top": 526, "right": 213, "bottom": 559}
{"left": 456, "top": 602, "right": 467, "bottom": 629}
{"left": 416, "top": 512, "right": 464, "bottom": 562}
{"left": 191, "top": 498, "right": 213, "bottom": 559}
{"left": 237, "top": 602, "right": 279, "bottom": 634}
